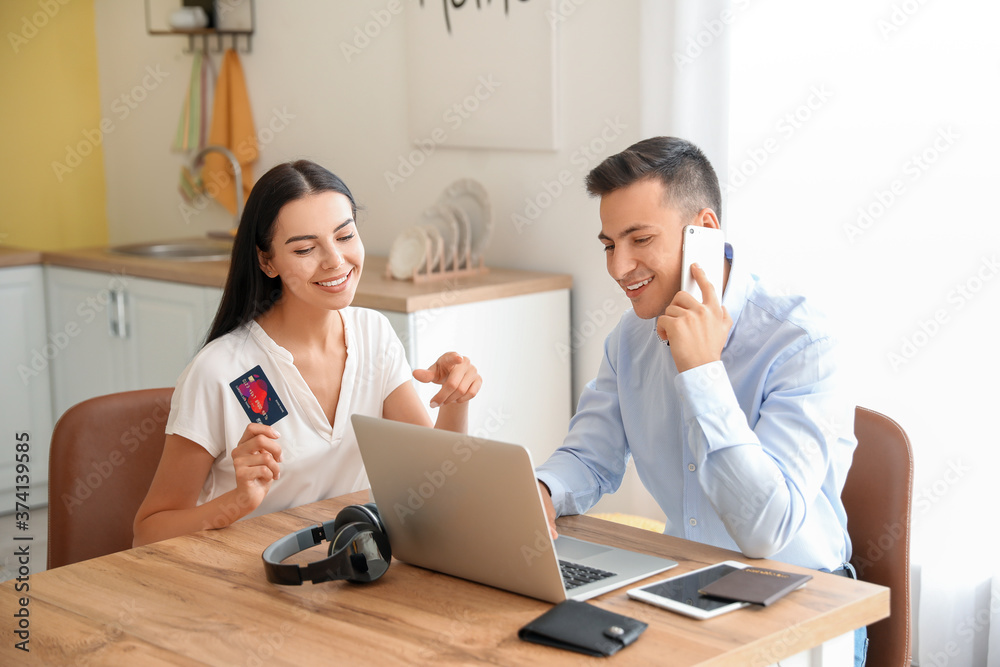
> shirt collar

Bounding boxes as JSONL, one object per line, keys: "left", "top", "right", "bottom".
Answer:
{"left": 248, "top": 320, "right": 294, "bottom": 362}
{"left": 721, "top": 242, "right": 749, "bottom": 349}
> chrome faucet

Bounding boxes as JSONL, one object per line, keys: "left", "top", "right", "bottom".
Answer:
{"left": 193, "top": 145, "right": 243, "bottom": 234}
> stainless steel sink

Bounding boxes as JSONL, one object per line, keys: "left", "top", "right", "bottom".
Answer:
{"left": 110, "top": 239, "right": 233, "bottom": 261}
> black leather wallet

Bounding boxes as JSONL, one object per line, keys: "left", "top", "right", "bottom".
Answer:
{"left": 518, "top": 600, "right": 648, "bottom": 657}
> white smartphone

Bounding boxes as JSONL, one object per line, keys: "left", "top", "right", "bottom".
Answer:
{"left": 627, "top": 560, "right": 751, "bottom": 620}
{"left": 680, "top": 225, "right": 725, "bottom": 302}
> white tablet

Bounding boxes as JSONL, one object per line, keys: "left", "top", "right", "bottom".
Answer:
{"left": 627, "top": 560, "right": 751, "bottom": 620}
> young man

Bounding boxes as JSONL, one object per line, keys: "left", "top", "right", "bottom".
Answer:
{"left": 535, "top": 137, "right": 864, "bottom": 662}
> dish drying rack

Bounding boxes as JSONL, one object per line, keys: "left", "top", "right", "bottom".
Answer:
{"left": 387, "top": 178, "right": 493, "bottom": 283}
{"left": 385, "top": 238, "right": 489, "bottom": 284}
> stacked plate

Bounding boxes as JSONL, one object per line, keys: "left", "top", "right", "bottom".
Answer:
{"left": 388, "top": 178, "right": 493, "bottom": 280}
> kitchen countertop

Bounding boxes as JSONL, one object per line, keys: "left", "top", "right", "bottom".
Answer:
{"left": 43, "top": 245, "right": 229, "bottom": 287}
{"left": 0, "top": 246, "right": 43, "bottom": 268}
{"left": 18, "top": 243, "right": 571, "bottom": 313}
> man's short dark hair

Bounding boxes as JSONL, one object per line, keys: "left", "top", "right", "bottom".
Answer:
{"left": 585, "top": 136, "right": 722, "bottom": 223}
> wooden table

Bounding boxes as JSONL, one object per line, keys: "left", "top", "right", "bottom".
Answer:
{"left": 1, "top": 491, "right": 888, "bottom": 665}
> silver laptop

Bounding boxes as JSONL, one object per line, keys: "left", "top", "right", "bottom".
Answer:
{"left": 351, "top": 415, "right": 676, "bottom": 603}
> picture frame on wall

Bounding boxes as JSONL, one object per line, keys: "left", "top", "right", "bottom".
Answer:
{"left": 405, "top": 0, "right": 559, "bottom": 151}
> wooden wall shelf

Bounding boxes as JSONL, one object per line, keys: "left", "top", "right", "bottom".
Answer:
{"left": 144, "top": 0, "right": 255, "bottom": 53}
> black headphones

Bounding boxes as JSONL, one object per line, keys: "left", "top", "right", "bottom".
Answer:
{"left": 261, "top": 503, "right": 392, "bottom": 585}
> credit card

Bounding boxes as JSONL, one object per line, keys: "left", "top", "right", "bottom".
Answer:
{"left": 229, "top": 365, "right": 288, "bottom": 426}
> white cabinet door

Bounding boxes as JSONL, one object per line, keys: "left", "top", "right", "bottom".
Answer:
{"left": 0, "top": 266, "right": 54, "bottom": 510}
{"left": 378, "top": 288, "right": 572, "bottom": 464}
{"left": 120, "top": 278, "right": 220, "bottom": 391}
{"left": 44, "top": 266, "right": 128, "bottom": 420}
{"left": 44, "top": 267, "right": 221, "bottom": 421}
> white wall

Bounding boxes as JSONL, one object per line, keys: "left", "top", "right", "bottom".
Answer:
{"left": 726, "top": 1, "right": 1000, "bottom": 664}
{"left": 93, "top": 0, "right": 636, "bottom": 385}
{"left": 93, "top": 0, "right": 665, "bottom": 517}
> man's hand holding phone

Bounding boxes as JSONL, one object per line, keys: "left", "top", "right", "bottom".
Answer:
{"left": 658, "top": 264, "right": 732, "bottom": 374}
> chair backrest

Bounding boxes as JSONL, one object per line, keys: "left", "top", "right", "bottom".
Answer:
{"left": 843, "top": 406, "right": 914, "bottom": 667}
{"left": 47, "top": 388, "right": 173, "bottom": 569}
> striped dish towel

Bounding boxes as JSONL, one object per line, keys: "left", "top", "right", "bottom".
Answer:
{"left": 175, "top": 51, "right": 210, "bottom": 203}
{"left": 173, "top": 50, "right": 209, "bottom": 153}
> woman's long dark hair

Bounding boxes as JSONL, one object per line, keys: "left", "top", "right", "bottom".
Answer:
{"left": 204, "top": 160, "right": 359, "bottom": 345}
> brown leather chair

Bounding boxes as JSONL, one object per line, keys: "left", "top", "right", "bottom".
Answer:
{"left": 843, "top": 406, "right": 914, "bottom": 667}
{"left": 47, "top": 388, "right": 173, "bottom": 569}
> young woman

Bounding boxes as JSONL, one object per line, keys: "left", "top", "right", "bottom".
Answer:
{"left": 133, "top": 160, "right": 481, "bottom": 546}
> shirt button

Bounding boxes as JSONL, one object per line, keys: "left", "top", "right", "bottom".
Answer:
{"left": 689, "top": 518, "right": 697, "bottom": 526}
{"left": 687, "top": 463, "right": 696, "bottom": 472}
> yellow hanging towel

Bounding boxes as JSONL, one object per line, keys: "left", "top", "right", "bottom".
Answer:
{"left": 202, "top": 48, "right": 257, "bottom": 216}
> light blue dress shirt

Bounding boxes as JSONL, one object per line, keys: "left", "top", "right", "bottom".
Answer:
{"left": 536, "top": 246, "right": 856, "bottom": 570}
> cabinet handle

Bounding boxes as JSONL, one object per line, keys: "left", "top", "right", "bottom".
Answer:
{"left": 108, "top": 289, "right": 119, "bottom": 338}
{"left": 115, "top": 289, "right": 129, "bottom": 339}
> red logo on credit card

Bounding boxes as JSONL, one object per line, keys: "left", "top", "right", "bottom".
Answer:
{"left": 229, "top": 365, "right": 287, "bottom": 425}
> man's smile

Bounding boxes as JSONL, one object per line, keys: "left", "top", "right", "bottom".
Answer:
{"left": 622, "top": 275, "right": 654, "bottom": 298}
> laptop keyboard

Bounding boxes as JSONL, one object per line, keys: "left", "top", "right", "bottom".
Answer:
{"left": 559, "top": 560, "right": 616, "bottom": 590}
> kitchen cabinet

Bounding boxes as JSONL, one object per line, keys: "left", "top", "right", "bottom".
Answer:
{"left": 379, "top": 288, "right": 571, "bottom": 461}
{"left": 44, "top": 266, "right": 222, "bottom": 422}
{"left": 40, "top": 253, "right": 573, "bottom": 467}
{"left": 0, "top": 265, "right": 54, "bottom": 511}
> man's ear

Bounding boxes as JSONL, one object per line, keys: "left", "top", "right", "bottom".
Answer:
{"left": 694, "top": 208, "right": 721, "bottom": 230}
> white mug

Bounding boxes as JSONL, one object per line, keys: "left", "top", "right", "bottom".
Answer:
{"left": 168, "top": 7, "right": 209, "bottom": 30}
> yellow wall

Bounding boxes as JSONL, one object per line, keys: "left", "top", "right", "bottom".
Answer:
{"left": 0, "top": 0, "right": 107, "bottom": 250}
